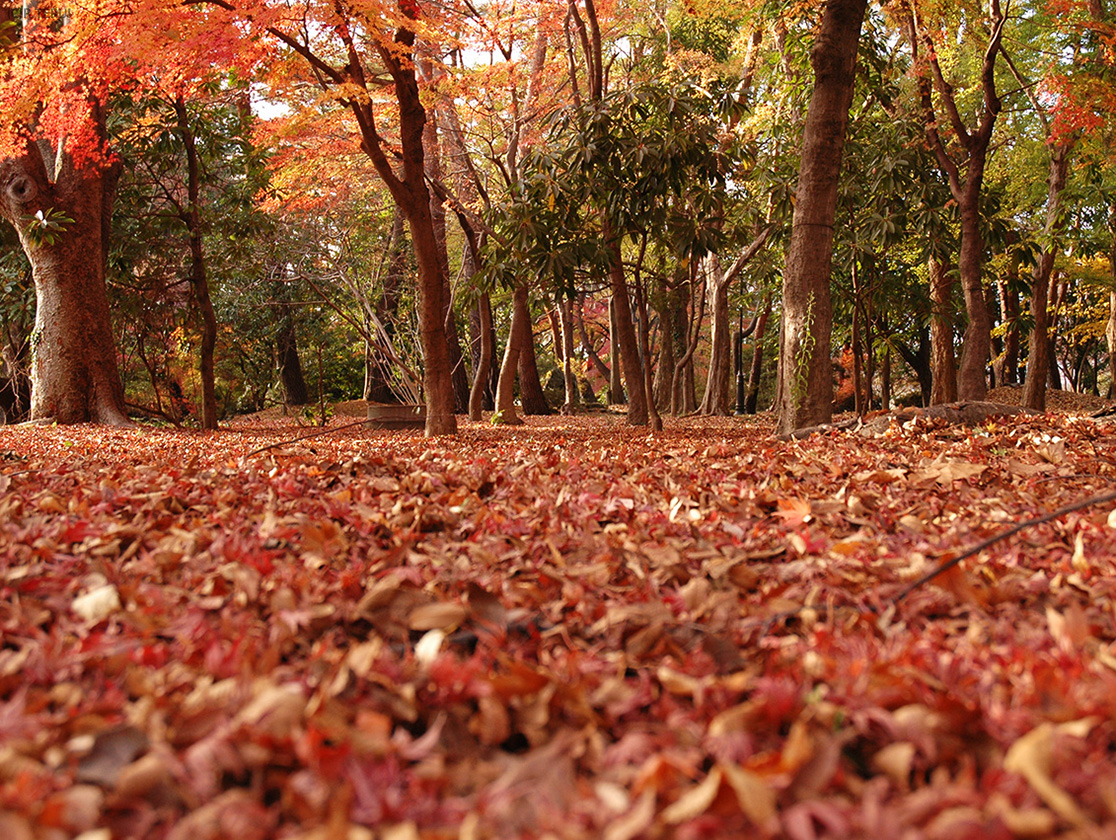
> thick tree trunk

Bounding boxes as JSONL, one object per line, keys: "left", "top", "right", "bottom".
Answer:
{"left": 775, "top": 0, "right": 867, "bottom": 435}
{"left": 928, "top": 255, "right": 958, "bottom": 404}
{"left": 1023, "top": 144, "right": 1071, "bottom": 411}
{"left": 0, "top": 135, "right": 129, "bottom": 425}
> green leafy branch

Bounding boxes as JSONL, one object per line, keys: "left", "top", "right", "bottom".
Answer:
{"left": 23, "top": 208, "right": 74, "bottom": 247}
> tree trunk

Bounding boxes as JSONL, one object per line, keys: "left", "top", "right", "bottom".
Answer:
{"left": 775, "top": 0, "right": 867, "bottom": 435}
{"left": 700, "top": 258, "right": 732, "bottom": 415}
{"left": 928, "top": 255, "right": 958, "bottom": 404}
{"left": 607, "top": 236, "right": 648, "bottom": 424}
{"left": 1023, "top": 143, "right": 1071, "bottom": 411}
{"left": 906, "top": 1, "right": 1006, "bottom": 402}
{"left": 174, "top": 97, "right": 219, "bottom": 430}
{"left": 1107, "top": 289, "right": 1116, "bottom": 400}
{"left": 494, "top": 284, "right": 527, "bottom": 424}
{"left": 955, "top": 196, "right": 992, "bottom": 399}
{"left": 745, "top": 294, "right": 773, "bottom": 414}
{"left": 517, "top": 290, "right": 551, "bottom": 416}
{"left": 608, "top": 295, "right": 625, "bottom": 404}
{"left": 0, "top": 134, "right": 129, "bottom": 425}
{"left": 558, "top": 297, "right": 580, "bottom": 413}
{"left": 468, "top": 292, "right": 494, "bottom": 421}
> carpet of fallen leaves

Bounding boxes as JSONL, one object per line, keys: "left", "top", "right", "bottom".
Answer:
{"left": 4, "top": 409, "right": 1116, "bottom": 840}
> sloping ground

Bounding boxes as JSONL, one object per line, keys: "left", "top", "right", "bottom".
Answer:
{"left": 2, "top": 411, "right": 1116, "bottom": 838}
{"left": 987, "top": 385, "right": 1114, "bottom": 414}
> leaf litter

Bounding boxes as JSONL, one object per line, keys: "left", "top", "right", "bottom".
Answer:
{"left": 3, "top": 411, "right": 1116, "bottom": 838}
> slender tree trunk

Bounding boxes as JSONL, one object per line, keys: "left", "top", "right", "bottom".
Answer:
{"left": 1107, "top": 289, "right": 1116, "bottom": 400}
{"left": 468, "top": 293, "right": 494, "bottom": 421}
{"left": 174, "top": 97, "right": 218, "bottom": 430}
{"left": 608, "top": 295, "right": 624, "bottom": 404}
{"left": 558, "top": 297, "right": 580, "bottom": 413}
{"left": 576, "top": 293, "right": 611, "bottom": 395}
{"left": 745, "top": 294, "right": 773, "bottom": 414}
{"left": 906, "top": 1, "right": 1006, "bottom": 402}
{"left": 494, "top": 284, "right": 527, "bottom": 424}
{"left": 1023, "top": 144, "right": 1071, "bottom": 411}
{"left": 956, "top": 196, "right": 993, "bottom": 399}
{"left": 928, "top": 255, "right": 958, "bottom": 404}
{"left": 775, "top": 0, "right": 867, "bottom": 434}
{"left": 700, "top": 258, "right": 732, "bottom": 415}
{"left": 607, "top": 235, "right": 648, "bottom": 424}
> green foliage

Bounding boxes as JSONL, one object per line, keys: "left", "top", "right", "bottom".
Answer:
{"left": 22, "top": 208, "right": 74, "bottom": 248}
{"left": 483, "top": 77, "right": 750, "bottom": 299}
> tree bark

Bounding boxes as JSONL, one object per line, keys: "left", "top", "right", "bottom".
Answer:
{"left": 907, "top": 2, "right": 1006, "bottom": 401}
{"left": 173, "top": 97, "right": 219, "bottom": 430}
{"left": 700, "top": 257, "right": 733, "bottom": 415}
{"left": 928, "top": 255, "right": 958, "bottom": 404}
{"left": 494, "top": 284, "right": 528, "bottom": 424}
{"left": 558, "top": 297, "right": 580, "bottom": 413}
{"left": 1023, "top": 143, "right": 1071, "bottom": 411}
{"left": 607, "top": 234, "right": 648, "bottom": 425}
{"left": 608, "top": 295, "right": 624, "bottom": 404}
{"left": 517, "top": 300, "right": 551, "bottom": 415}
{"left": 774, "top": 0, "right": 867, "bottom": 435}
{"left": 0, "top": 132, "right": 129, "bottom": 425}
{"left": 745, "top": 293, "right": 773, "bottom": 414}
{"left": 468, "top": 292, "right": 494, "bottom": 421}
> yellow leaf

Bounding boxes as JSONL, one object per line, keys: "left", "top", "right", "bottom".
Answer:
{"left": 661, "top": 767, "right": 723, "bottom": 824}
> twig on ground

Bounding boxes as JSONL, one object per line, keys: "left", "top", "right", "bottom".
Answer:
{"left": 244, "top": 418, "right": 374, "bottom": 458}
{"left": 891, "top": 488, "right": 1116, "bottom": 604}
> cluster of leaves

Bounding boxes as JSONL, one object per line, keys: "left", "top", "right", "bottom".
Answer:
{"left": 4, "top": 410, "right": 1116, "bottom": 837}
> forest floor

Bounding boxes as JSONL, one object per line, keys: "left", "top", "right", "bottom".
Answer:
{"left": 4, "top": 396, "right": 1116, "bottom": 838}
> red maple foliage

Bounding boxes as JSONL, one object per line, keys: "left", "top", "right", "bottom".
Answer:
{"left": 3, "top": 410, "right": 1116, "bottom": 838}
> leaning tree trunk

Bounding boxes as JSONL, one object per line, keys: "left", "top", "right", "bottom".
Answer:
{"left": 774, "top": 0, "right": 868, "bottom": 435}
{"left": 0, "top": 135, "right": 129, "bottom": 425}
